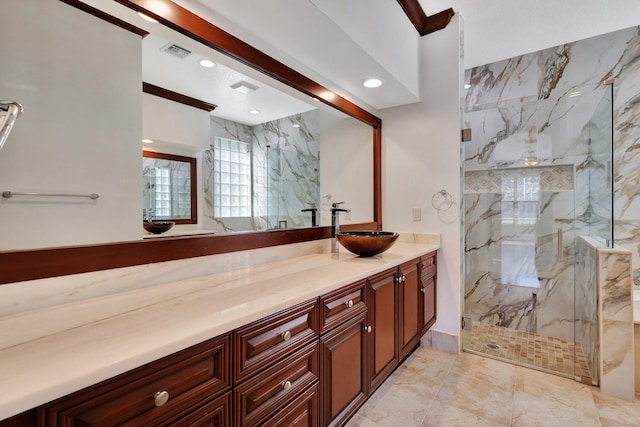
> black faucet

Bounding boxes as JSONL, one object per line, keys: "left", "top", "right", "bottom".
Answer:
{"left": 330, "top": 202, "right": 350, "bottom": 253}
{"left": 301, "top": 203, "right": 318, "bottom": 227}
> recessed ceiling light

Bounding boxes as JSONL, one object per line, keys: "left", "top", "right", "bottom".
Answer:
{"left": 142, "top": 139, "right": 153, "bottom": 144}
{"left": 464, "top": 84, "right": 472, "bottom": 89}
{"left": 199, "top": 59, "right": 215, "bottom": 68}
{"left": 363, "top": 78, "right": 383, "bottom": 88}
{"left": 137, "top": 12, "right": 158, "bottom": 23}
{"left": 231, "top": 80, "right": 259, "bottom": 94}
{"left": 249, "top": 109, "right": 260, "bottom": 115}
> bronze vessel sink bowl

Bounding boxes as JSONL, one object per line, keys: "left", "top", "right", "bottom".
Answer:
{"left": 143, "top": 221, "right": 175, "bottom": 234}
{"left": 335, "top": 231, "right": 399, "bottom": 257}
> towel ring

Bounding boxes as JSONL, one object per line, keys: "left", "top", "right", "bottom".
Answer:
{"left": 431, "top": 189, "right": 453, "bottom": 211}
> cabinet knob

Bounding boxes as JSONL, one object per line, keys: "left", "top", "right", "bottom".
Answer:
{"left": 282, "top": 380, "right": 292, "bottom": 391}
{"left": 282, "top": 330, "right": 292, "bottom": 341}
{"left": 345, "top": 299, "right": 354, "bottom": 308}
{"left": 402, "top": 275, "right": 406, "bottom": 283}
{"left": 421, "top": 287, "right": 425, "bottom": 293}
{"left": 365, "top": 325, "right": 372, "bottom": 333}
{"left": 154, "top": 390, "right": 169, "bottom": 407}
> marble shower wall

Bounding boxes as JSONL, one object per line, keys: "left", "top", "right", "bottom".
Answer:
{"left": 202, "top": 111, "right": 319, "bottom": 232}
{"left": 464, "top": 26, "right": 640, "bottom": 287}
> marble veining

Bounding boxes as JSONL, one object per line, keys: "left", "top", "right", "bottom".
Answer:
{"left": 202, "top": 111, "right": 319, "bottom": 232}
{"left": 463, "top": 26, "right": 640, "bottom": 391}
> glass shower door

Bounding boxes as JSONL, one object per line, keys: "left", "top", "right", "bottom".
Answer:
{"left": 462, "top": 82, "right": 613, "bottom": 383}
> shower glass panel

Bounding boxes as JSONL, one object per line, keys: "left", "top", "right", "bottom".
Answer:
{"left": 462, "top": 82, "right": 613, "bottom": 384}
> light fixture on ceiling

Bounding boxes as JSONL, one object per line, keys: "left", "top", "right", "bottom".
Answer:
{"left": 230, "top": 80, "right": 259, "bottom": 94}
{"left": 142, "top": 139, "right": 153, "bottom": 144}
{"left": 292, "top": 124, "right": 301, "bottom": 128}
{"left": 199, "top": 59, "right": 215, "bottom": 68}
{"left": 568, "top": 91, "right": 582, "bottom": 97}
{"left": 137, "top": 12, "right": 158, "bottom": 23}
{"left": 249, "top": 109, "right": 260, "bottom": 115}
{"left": 464, "top": 84, "right": 472, "bottom": 89}
{"left": 363, "top": 78, "right": 383, "bottom": 88}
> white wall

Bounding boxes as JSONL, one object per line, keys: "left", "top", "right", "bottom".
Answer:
{"left": 381, "top": 16, "right": 462, "bottom": 342}
{"left": 142, "top": 94, "right": 210, "bottom": 151}
{"left": 0, "top": 0, "right": 142, "bottom": 251}
{"left": 422, "top": 0, "right": 640, "bottom": 68}
{"left": 319, "top": 111, "right": 374, "bottom": 226}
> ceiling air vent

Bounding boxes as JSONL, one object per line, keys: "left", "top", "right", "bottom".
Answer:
{"left": 161, "top": 43, "right": 192, "bottom": 59}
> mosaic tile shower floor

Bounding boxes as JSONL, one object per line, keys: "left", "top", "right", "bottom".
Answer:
{"left": 462, "top": 322, "right": 592, "bottom": 382}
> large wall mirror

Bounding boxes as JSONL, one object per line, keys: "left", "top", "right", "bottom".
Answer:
{"left": 0, "top": 0, "right": 381, "bottom": 284}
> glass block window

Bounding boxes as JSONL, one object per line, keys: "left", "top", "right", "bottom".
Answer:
{"left": 213, "top": 137, "right": 251, "bottom": 218}
{"left": 152, "top": 166, "right": 191, "bottom": 219}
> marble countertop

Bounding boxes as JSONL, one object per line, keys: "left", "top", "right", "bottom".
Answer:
{"left": 0, "top": 240, "right": 438, "bottom": 420}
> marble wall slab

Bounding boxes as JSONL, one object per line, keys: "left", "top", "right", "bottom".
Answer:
{"left": 465, "top": 25, "right": 640, "bottom": 287}
{"left": 202, "top": 111, "right": 319, "bottom": 232}
{"left": 597, "top": 242, "right": 634, "bottom": 400}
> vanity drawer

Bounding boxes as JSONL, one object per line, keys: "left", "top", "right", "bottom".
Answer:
{"left": 234, "top": 341, "right": 319, "bottom": 426}
{"left": 421, "top": 252, "right": 437, "bottom": 280}
{"left": 42, "top": 334, "right": 231, "bottom": 427}
{"left": 234, "top": 298, "right": 319, "bottom": 383}
{"left": 319, "top": 279, "right": 367, "bottom": 334}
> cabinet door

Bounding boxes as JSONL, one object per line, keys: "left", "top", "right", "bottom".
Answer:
{"left": 420, "top": 253, "right": 437, "bottom": 335}
{"left": 421, "top": 275, "right": 436, "bottom": 334}
{"left": 398, "top": 259, "right": 420, "bottom": 360}
{"left": 320, "top": 311, "right": 368, "bottom": 427}
{"left": 367, "top": 268, "right": 398, "bottom": 392}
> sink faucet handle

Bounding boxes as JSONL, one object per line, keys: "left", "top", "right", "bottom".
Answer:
{"left": 331, "top": 201, "right": 345, "bottom": 208}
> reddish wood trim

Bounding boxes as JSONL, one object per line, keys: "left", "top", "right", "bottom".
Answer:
{"left": 396, "top": 0, "right": 454, "bottom": 36}
{"left": 143, "top": 82, "right": 217, "bottom": 112}
{"left": 373, "top": 124, "right": 382, "bottom": 230}
{"left": 143, "top": 150, "right": 197, "bottom": 225}
{"left": 115, "top": 0, "right": 379, "bottom": 127}
{"left": 423, "top": 9, "right": 455, "bottom": 35}
{"left": 60, "top": 0, "right": 148, "bottom": 37}
{"left": 0, "top": 227, "right": 333, "bottom": 285}
{"left": 340, "top": 222, "right": 378, "bottom": 232}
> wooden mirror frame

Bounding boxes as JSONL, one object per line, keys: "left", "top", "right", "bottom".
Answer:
{"left": 0, "top": 0, "right": 382, "bottom": 285}
{"left": 143, "top": 150, "right": 197, "bottom": 225}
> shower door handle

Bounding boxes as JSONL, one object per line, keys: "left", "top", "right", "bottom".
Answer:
{"left": 557, "top": 228, "right": 564, "bottom": 261}
{"left": 0, "top": 101, "right": 23, "bottom": 151}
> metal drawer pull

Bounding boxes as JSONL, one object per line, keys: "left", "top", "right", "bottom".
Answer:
{"left": 365, "top": 325, "right": 372, "bottom": 333}
{"left": 282, "top": 380, "right": 292, "bottom": 391}
{"left": 154, "top": 390, "right": 169, "bottom": 407}
{"left": 421, "top": 287, "right": 425, "bottom": 293}
{"left": 282, "top": 330, "right": 292, "bottom": 341}
{"left": 345, "top": 299, "right": 354, "bottom": 308}
{"left": 425, "top": 260, "right": 434, "bottom": 266}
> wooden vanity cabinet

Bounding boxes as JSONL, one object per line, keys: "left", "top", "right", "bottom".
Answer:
{"left": 420, "top": 252, "right": 437, "bottom": 335}
{"left": 1, "top": 253, "right": 438, "bottom": 427}
{"left": 40, "top": 333, "right": 231, "bottom": 426}
{"left": 318, "top": 280, "right": 368, "bottom": 426}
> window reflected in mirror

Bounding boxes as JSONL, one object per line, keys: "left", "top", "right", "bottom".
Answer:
{"left": 143, "top": 151, "right": 197, "bottom": 224}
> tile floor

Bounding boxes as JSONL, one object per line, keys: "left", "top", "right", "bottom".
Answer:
{"left": 347, "top": 346, "right": 640, "bottom": 426}
{"left": 462, "top": 322, "right": 592, "bottom": 383}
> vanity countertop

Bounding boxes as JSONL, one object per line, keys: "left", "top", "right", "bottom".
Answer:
{"left": 0, "top": 240, "right": 438, "bottom": 420}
